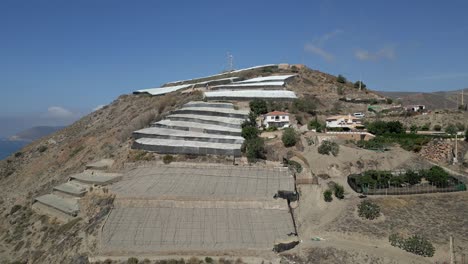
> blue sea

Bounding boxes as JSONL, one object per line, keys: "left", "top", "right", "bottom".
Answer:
{"left": 0, "top": 139, "right": 28, "bottom": 160}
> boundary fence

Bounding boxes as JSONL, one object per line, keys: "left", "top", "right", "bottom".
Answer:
{"left": 348, "top": 172, "right": 467, "bottom": 196}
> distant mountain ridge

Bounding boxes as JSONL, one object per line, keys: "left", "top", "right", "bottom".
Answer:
{"left": 378, "top": 88, "right": 467, "bottom": 110}
{"left": 8, "top": 126, "right": 64, "bottom": 142}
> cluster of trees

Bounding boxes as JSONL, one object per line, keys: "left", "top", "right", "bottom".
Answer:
{"left": 336, "top": 74, "right": 367, "bottom": 90}
{"left": 282, "top": 127, "right": 298, "bottom": 147}
{"left": 352, "top": 166, "right": 455, "bottom": 190}
{"left": 318, "top": 140, "right": 340, "bottom": 156}
{"left": 307, "top": 116, "right": 325, "bottom": 132}
{"left": 323, "top": 183, "right": 345, "bottom": 202}
{"left": 249, "top": 99, "right": 268, "bottom": 116}
{"left": 366, "top": 120, "right": 405, "bottom": 135}
{"left": 241, "top": 112, "right": 265, "bottom": 163}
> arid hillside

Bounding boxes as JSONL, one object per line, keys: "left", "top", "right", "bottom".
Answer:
{"left": 0, "top": 65, "right": 386, "bottom": 263}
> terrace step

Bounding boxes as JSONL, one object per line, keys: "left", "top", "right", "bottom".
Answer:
{"left": 171, "top": 107, "right": 249, "bottom": 119}
{"left": 133, "top": 138, "right": 242, "bottom": 157}
{"left": 53, "top": 181, "right": 89, "bottom": 198}
{"left": 182, "top": 101, "right": 234, "bottom": 109}
{"left": 166, "top": 114, "right": 244, "bottom": 128}
{"left": 69, "top": 171, "right": 122, "bottom": 186}
{"left": 133, "top": 127, "right": 244, "bottom": 144}
{"left": 33, "top": 194, "right": 80, "bottom": 217}
{"left": 152, "top": 120, "right": 242, "bottom": 136}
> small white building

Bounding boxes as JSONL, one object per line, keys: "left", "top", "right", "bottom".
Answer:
{"left": 405, "top": 105, "right": 425, "bottom": 112}
{"left": 262, "top": 111, "right": 290, "bottom": 128}
{"left": 326, "top": 114, "right": 363, "bottom": 130}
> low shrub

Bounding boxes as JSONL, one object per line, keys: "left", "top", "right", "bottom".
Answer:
{"left": 358, "top": 200, "right": 380, "bottom": 220}
{"left": 127, "top": 257, "right": 139, "bottom": 264}
{"left": 10, "top": 205, "right": 22, "bottom": 214}
{"left": 14, "top": 152, "right": 22, "bottom": 158}
{"left": 37, "top": 145, "right": 48, "bottom": 153}
{"left": 317, "top": 141, "right": 339, "bottom": 156}
{"left": 334, "top": 184, "right": 345, "bottom": 199}
{"left": 389, "top": 233, "right": 435, "bottom": 257}
{"left": 323, "top": 189, "right": 333, "bottom": 202}
{"left": 204, "top": 257, "right": 214, "bottom": 263}
{"left": 284, "top": 159, "right": 303, "bottom": 173}
{"left": 163, "top": 154, "right": 174, "bottom": 164}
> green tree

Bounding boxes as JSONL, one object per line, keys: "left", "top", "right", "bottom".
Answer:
{"left": 249, "top": 99, "right": 268, "bottom": 116}
{"left": 245, "top": 137, "right": 265, "bottom": 163}
{"left": 334, "top": 184, "right": 345, "bottom": 199}
{"left": 336, "top": 74, "right": 347, "bottom": 83}
{"left": 308, "top": 116, "right": 324, "bottom": 132}
{"left": 420, "top": 122, "right": 431, "bottom": 131}
{"left": 241, "top": 112, "right": 257, "bottom": 128}
{"left": 445, "top": 123, "right": 457, "bottom": 135}
{"left": 318, "top": 141, "right": 339, "bottom": 156}
{"left": 405, "top": 169, "right": 422, "bottom": 185}
{"left": 241, "top": 126, "right": 259, "bottom": 140}
{"left": 323, "top": 189, "right": 333, "bottom": 202}
{"left": 425, "top": 166, "right": 450, "bottom": 187}
{"left": 386, "top": 98, "right": 393, "bottom": 104}
{"left": 433, "top": 124, "right": 442, "bottom": 131}
{"left": 354, "top": 81, "right": 366, "bottom": 89}
{"left": 410, "top": 125, "right": 418, "bottom": 134}
{"left": 282, "top": 128, "right": 298, "bottom": 147}
{"left": 465, "top": 128, "right": 468, "bottom": 141}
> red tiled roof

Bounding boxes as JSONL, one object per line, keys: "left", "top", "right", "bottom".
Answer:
{"left": 265, "top": 111, "right": 289, "bottom": 116}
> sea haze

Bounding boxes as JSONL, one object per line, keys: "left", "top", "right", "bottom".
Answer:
{"left": 0, "top": 139, "right": 28, "bottom": 160}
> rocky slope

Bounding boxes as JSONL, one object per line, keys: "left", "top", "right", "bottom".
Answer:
{"left": 0, "top": 65, "right": 381, "bottom": 263}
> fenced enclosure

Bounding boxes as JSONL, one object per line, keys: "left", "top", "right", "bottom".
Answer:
{"left": 348, "top": 167, "right": 467, "bottom": 195}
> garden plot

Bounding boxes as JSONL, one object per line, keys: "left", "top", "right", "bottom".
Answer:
{"left": 109, "top": 165, "right": 295, "bottom": 201}
{"left": 100, "top": 206, "right": 294, "bottom": 253}
{"left": 99, "top": 164, "right": 297, "bottom": 256}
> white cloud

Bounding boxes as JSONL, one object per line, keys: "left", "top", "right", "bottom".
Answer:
{"left": 355, "top": 46, "right": 396, "bottom": 61}
{"left": 304, "top": 29, "right": 343, "bottom": 62}
{"left": 92, "top": 104, "right": 106, "bottom": 111}
{"left": 46, "top": 106, "right": 74, "bottom": 118}
{"left": 304, "top": 44, "right": 335, "bottom": 62}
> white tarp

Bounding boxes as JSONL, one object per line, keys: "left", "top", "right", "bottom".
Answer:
{"left": 134, "top": 84, "right": 192, "bottom": 96}
{"left": 165, "top": 64, "right": 278, "bottom": 85}
{"left": 211, "top": 81, "right": 285, "bottom": 89}
{"left": 234, "top": 74, "right": 297, "bottom": 84}
{"left": 204, "top": 90, "right": 298, "bottom": 99}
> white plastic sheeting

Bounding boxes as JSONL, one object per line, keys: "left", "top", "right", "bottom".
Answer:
{"left": 211, "top": 81, "right": 285, "bottom": 89}
{"left": 234, "top": 74, "right": 297, "bottom": 84}
{"left": 166, "top": 64, "right": 277, "bottom": 85}
{"left": 204, "top": 90, "right": 298, "bottom": 99}
{"left": 134, "top": 84, "right": 192, "bottom": 96}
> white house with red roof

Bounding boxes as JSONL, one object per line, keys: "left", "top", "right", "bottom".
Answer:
{"left": 262, "top": 111, "right": 290, "bottom": 128}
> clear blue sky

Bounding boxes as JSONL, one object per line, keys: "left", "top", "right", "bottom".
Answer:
{"left": 1, "top": 0, "right": 467, "bottom": 136}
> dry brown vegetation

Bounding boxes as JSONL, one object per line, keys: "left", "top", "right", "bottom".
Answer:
{"left": 323, "top": 193, "right": 468, "bottom": 251}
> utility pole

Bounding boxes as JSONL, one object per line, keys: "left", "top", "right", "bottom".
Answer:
{"left": 453, "top": 134, "right": 458, "bottom": 164}
{"left": 227, "top": 52, "right": 234, "bottom": 72}
{"left": 450, "top": 236, "right": 455, "bottom": 264}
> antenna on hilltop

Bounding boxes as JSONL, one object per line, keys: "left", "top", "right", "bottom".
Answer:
{"left": 227, "top": 52, "right": 234, "bottom": 72}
